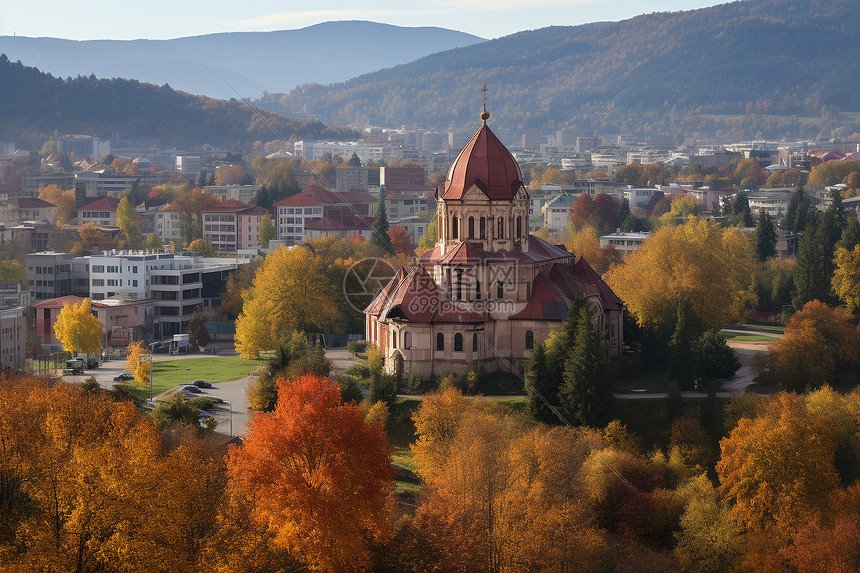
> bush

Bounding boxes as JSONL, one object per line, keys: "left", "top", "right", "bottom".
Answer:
{"left": 339, "top": 377, "right": 364, "bottom": 405}
{"left": 81, "top": 377, "right": 100, "bottom": 394}
{"left": 247, "top": 376, "right": 277, "bottom": 412}
{"left": 187, "top": 396, "right": 220, "bottom": 411}
{"left": 347, "top": 340, "right": 370, "bottom": 357}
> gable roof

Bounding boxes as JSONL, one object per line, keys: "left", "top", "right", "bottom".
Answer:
{"left": 11, "top": 197, "right": 57, "bottom": 209}
{"left": 80, "top": 197, "right": 121, "bottom": 212}
{"left": 380, "top": 265, "right": 439, "bottom": 323}
{"left": 571, "top": 257, "right": 624, "bottom": 311}
{"left": 33, "top": 295, "right": 86, "bottom": 309}
{"left": 437, "top": 241, "right": 488, "bottom": 265}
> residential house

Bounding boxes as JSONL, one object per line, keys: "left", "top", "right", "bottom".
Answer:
{"left": 79, "top": 197, "right": 121, "bottom": 226}
{"left": 6, "top": 197, "right": 59, "bottom": 223}
{"left": 274, "top": 183, "right": 375, "bottom": 246}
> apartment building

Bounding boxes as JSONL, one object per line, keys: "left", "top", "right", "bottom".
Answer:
{"left": 201, "top": 199, "right": 267, "bottom": 253}
{"left": 79, "top": 197, "right": 121, "bottom": 226}
{"left": 274, "top": 183, "right": 374, "bottom": 246}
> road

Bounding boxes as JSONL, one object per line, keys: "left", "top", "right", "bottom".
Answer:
{"left": 63, "top": 346, "right": 250, "bottom": 438}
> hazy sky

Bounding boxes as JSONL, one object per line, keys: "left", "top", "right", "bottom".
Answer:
{"left": 0, "top": 0, "right": 726, "bottom": 40}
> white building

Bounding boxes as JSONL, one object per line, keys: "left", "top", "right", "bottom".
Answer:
{"left": 599, "top": 232, "right": 651, "bottom": 255}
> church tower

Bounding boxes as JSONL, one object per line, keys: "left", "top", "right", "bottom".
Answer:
{"left": 437, "top": 91, "right": 530, "bottom": 255}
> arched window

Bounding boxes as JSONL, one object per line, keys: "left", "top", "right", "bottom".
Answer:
{"left": 475, "top": 279, "right": 481, "bottom": 301}
{"left": 392, "top": 331, "right": 397, "bottom": 348}
{"left": 456, "top": 269, "right": 463, "bottom": 300}
{"left": 468, "top": 216, "right": 475, "bottom": 239}
{"left": 497, "top": 281, "right": 504, "bottom": 299}
{"left": 472, "top": 332, "right": 478, "bottom": 352}
{"left": 480, "top": 217, "right": 486, "bottom": 239}
{"left": 451, "top": 216, "right": 459, "bottom": 240}
{"left": 403, "top": 331, "right": 412, "bottom": 349}
{"left": 516, "top": 216, "right": 522, "bottom": 239}
{"left": 454, "top": 333, "right": 464, "bottom": 352}
{"left": 525, "top": 330, "right": 534, "bottom": 350}
{"left": 436, "top": 332, "right": 445, "bottom": 351}
{"left": 497, "top": 217, "right": 504, "bottom": 239}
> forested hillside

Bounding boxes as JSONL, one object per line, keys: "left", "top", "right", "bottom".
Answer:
{"left": 0, "top": 55, "right": 356, "bottom": 149}
{"left": 257, "top": 0, "right": 860, "bottom": 140}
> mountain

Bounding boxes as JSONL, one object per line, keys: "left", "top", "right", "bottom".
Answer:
{"left": 0, "top": 55, "right": 357, "bottom": 149}
{"left": 255, "top": 0, "right": 860, "bottom": 140}
{"left": 0, "top": 21, "right": 484, "bottom": 100}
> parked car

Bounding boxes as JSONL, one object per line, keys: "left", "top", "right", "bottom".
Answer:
{"left": 178, "top": 385, "right": 201, "bottom": 394}
{"left": 192, "top": 379, "right": 212, "bottom": 388}
{"left": 113, "top": 372, "right": 134, "bottom": 381}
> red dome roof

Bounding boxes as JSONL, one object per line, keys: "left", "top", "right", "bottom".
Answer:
{"left": 442, "top": 123, "right": 523, "bottom": 202}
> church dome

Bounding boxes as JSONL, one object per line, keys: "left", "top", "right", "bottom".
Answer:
{"left": 442, "top": 122, "right": 524, "bottom": 202}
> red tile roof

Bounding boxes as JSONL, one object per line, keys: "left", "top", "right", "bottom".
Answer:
{"left": 12, "top": 197, "right": 58, "bottom": 209}
{"left": 33, "top": 295, "right": 86, "bottom": 309}
{"left": 80, "top": 197, "right": 121, "bottom": 212}
{"left": 510, "top": 272, "right": 570, "bottom": 321}
{"left": 380, "top": 265, "right": 439, "bottom": 323}
{"left": 202, "top": 199, "right": 251, "bottom": 212}
{"left": 437, "top": 241, "right": 488, "bottom": 265}
{"left": 274, "top": 184, "right": 342, "bottom": 207}
{"left": 571, "top": 257, "right": 624, "bottom": 311}
{"left": 364, "top": 268, "right": 407, "bottom": 316}
{"left": 442, "top": 122, "right": 525, "bottom": 202}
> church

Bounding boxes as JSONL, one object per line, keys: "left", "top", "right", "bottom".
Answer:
{"left": 364, "top": 108, "right": 623, "bottom": 380}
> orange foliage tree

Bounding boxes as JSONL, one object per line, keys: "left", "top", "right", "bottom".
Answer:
{"left": 226, "top": 374, "right": 392, "bottom": 572}
{"left": 771, "top": 300, "right": 860, "bottom": 390}
{"left": 388, "top": 225, "right": 412, "bottom": 256}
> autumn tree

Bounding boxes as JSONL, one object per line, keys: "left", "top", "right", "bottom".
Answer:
{"left": 171, "top": 188, "right": 221, "bottom": 243}
{"left": 833, "top": 244, "right": 860, "bottom": 314}
{"left": 217, "top": 257, "right": 262, "bottom": 321}
{"left": 256, "top": 213, "right": 275, "bottom": 246}
{"left": 226, "top": 374, "right": 391, "bottom": 572}
{"left": 255, "top": 158, "right": 299, "bottom": 202}
{"left": 388, "top": 225, "right": 412, "bottom": 256}
{"left": 54, "top": 297, "right": 103, "bottom": 355}
{"left": 0, "top": 259, "right": 26, "bottom": 285}
{"left": 717, "top": 393, "right": 839, "bottom": 545}
{"left": 771, "top": 300, "right": 860, "bottom": 391}
{"left": 565, "top": 227, "right": 621, "bottom": 275}
{"left": 569, "top": 193, "right": 618, "bottom": 235}
{"left": 234, "top": 246, "right": 346, "bottom": 358}
{"left": 116, "top": 195, "right": 143, "bottom": 249}
{"left": 215, "top": 163, "right": 245, "bottom": 185}
{"left": 808, "top": 160, "right": 860, "bottom": 186}
{"left": 37, "top": 184, "right": 76, "bottom": 225}
{"left": 605, "top": 217, "right": 757, "bottom": 334}
{"left": 77, "top": 222, "right": 112, "bottom": 251}
{"left": 415, "top": 218, "right": 438, "bottom": 255}
{"left": 188, "top": 238, "right": 214, "bottom": 256}
{"left": 125, "top": 339, "right": 152, "bottom": 388}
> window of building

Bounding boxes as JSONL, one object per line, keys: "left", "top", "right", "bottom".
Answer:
{"left": 472, "top": 332, "right": 478, "bottom": 352}
{"left": 475, "top": 279, "right": 481, "bottom": 300}
{"left": 456, "top": 269, "right": 463, "bottom": 300}
{"left": 392, "top": 331, "right": 397, "bottom": 349}
{"left": 92, "top": 265, "right": 104, "bottom": 273}
{"left": 454, "top": 333, "right": 464, "bottom": 352}
{"left": 497, "top": 217, "right": 504, "bottom": 239}
{"left": 452, "top": 216, "right": 459, "bottom": 239}
{"left": 480, "top": 217, "right": 486, "bottom": 239}
{"left": 525, "top": 330, "right": 534, "bottom": 350}
{"left": 92, "top": 279, "right": 104, "bottom": 287}
{"left": 516, "top": 216, "right": 522, "bottom": 239}
{"left": 436, "top": 332, "right": 444, "bottom": 351}
{"left": 497, "top": 281, "right": 504, "bottom": 299}
{"left": 468, "top": 216, "right": 475, "bottom": 239}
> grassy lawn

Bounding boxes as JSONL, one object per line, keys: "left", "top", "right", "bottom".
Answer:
{"left": 719, "top": 332, "right": 777, "bottom": 343}
{"left": 122, "top": 356, "right": 263, "bottom": 398}
{"left": 726, "top": 324, "right": 785, "bottom": 335}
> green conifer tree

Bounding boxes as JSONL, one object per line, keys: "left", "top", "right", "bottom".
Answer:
{"left": 525, "top": 342, "right": 557, "bottom": 425}
{"left": 755, "top": 210, "right": 777, "bottom": 261}
{"left": 669, "top": 296, "right": 696, "bottom": 390}
{"left": 371, "top": 199, "right": 395, "bottom": 255}
{"left": 559, "top": 305, "right": 611, "bottom": 427}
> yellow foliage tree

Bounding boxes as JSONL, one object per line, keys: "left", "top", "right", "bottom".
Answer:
{"left": 53, "top": 297, "right": 103, "bottom": 355}
{"left": 833, "top": 245, "right": 860, "bottom": 313}
{"left": 234, "top": 246, "right": 345, "bottom": 358}
{"left": 604, "top": 217, "right": 757, "bottom": 332}
{"left": 125, "top": 340, "right": 152, "bottom": 387}
{"left": 565, "top": 226, "right": 622, "bottom": 275}
{"left": 716, "top": 392, "right": 839, "bottom": 542}
{"left": 38, "top": 184, "right": 77, "bottom": 226}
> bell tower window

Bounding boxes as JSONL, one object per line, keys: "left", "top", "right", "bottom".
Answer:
{"left": 452, "top": 216, "right": 459, "bottom": 239}
{"left": 480, "top": 217, "right": 486, "bottom": 239}
{"left": 516, "top": 216, "right": 522, "bottom": 239}
{"left": 468, "top": 216, "right": 475, "bottom": 239}
{"left": 497, "top": 217, "right": 504, "bottom": 239}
